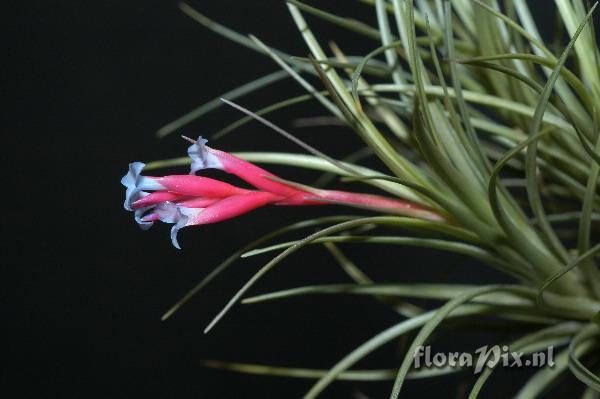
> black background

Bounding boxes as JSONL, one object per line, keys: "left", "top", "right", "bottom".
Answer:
{"left": 4, "top": 1, "right": 596, "bottom": 398}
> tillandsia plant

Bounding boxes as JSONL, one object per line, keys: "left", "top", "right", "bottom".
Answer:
{"left": 121, "top": 0, "right": 600, "bottom": 397}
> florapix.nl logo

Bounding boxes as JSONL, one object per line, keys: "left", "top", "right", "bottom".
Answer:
{"left": 413, "top": 345, "right": 556, "bottom": 374}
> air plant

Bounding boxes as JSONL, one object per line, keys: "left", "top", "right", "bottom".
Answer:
{"left": 122, "top": 0, "right": 600, "bottom": 397}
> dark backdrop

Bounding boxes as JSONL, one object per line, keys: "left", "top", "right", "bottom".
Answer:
{"left": 4, "top": 1, "right": 594, "bottom": 398}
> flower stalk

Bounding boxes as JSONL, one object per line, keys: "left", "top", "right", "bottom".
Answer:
{"left": 122, "top": 136, "right": 443, "bottom": 248}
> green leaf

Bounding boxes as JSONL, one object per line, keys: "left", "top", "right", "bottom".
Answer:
{"left": 577, "top": 118, "right": 600, "bottom": 298}
{"left": 199, "top": 358, "right": 458, "bottom": 381}
{"left": 212, "top": 93, "right": 317, "bottom": 140}
{"left": 204, "top": 216, "right": 415, "bottom": 333}
{"left": 199, "top": 359, "right": 397, "bottom": 381}
{"left": 455, "top": 53, "right": 591, "bottom": 110}
{"left": 390, "top": 285, "right": 531, "bottom": 398}
{"left": 524, "top": 3, "right": 597, "bottom": 264}
{"left": 471, "top": 0, "right": 553, "bottom": 58}
{"left": 514, "top": 349, "right": 570, "bottom": 398}
{"left": 240, "top": 235, "right": 526, "bottom": 280}
{"left": 160, "top": 215, "right": 358, "bottom": 321}
{"left": 469, "top": 322, "right": 581, "bottom": 398}
{"left": 242, "top": 283, "right": 531, "bottom": 307}
{"left": 569, "top": 324, "right": 600, "bottom": 392}
{"left": 287, "top": 0, "right": 382, "bottom": 40}
{"left": 249, "top": 35, "right": 341, "bottom": 118}
{"left": 155, "top": 70, "right": 290, "bottom": 138}
{"left": 375, "top": 0, "right": 405, "bottom": 90}
{"left": 537, "top": 243, "right": 600, "bottom": 307}
{"left": 487, "top": 126, "right": 582, "bottom": 295}
{"left": 351, "top": 40, "right": 403, "bottom": 111}
{"left": 444, "top": 1, "right": 491, "bottom": 175}
{"left": 179, "top": 3, "right": 296, "bottom": 63}
{"left": 323, "top": 242, "right": 424, "bottom": 318}
{"left": 304, "top": 303, "right": 497, "bottom": 399}
{"left": 370, "top": 83, "right": 576, "bottom": 133}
